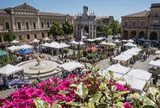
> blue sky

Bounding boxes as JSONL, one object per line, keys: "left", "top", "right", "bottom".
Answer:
{"left": 0, "top": 0, "right": 160, "bottom": 22}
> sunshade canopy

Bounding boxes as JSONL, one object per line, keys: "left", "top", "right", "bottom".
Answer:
{"left": 149, "top": 60, "right": 160, "bottom": 67}
{"left": 19, "top": 49, "right": 33, "bottom": 54}
{"left": 59, "top": 62, "right": 84, "bottom": 72}
{"left": 0, "top": 64, "right": 23, "bottom": 76}
{"left": 0, "top": 50, "right": 9, "bottom": 56}
{"left": 11, "top": 40, "right": 19, "bottom": 44}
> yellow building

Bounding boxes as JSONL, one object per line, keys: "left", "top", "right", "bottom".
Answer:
{"left": 0, "top": 3, "right": 73, "bottom": 44}
{"left": 121, "top": 3, "right": 160, "bottom": 41}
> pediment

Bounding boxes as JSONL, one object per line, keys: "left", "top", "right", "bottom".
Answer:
{"left": 13, "top": 3, "right": 38, "bottom": 11}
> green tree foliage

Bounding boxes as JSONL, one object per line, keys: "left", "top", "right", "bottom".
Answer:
{"left": 62, "top": 21, "right": 73, "bottom": 35}
{"left": 3, "top": 29, "right": 16, "bottom": 42}
{"left": 97, "top": 20, "right": 121, "bottom": 38}
{"left": 49, "top": 21, "right": 64, "bottom": 39}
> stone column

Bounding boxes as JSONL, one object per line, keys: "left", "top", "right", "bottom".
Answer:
{"left": 92, "top": 25, "right": 93, "bottom": 39}
{"left": 37, "top": 16, "right": 40, "bottom": 30}
{"left": 89, "top": 24, "right": 91, "bottom": 39}
{"left": 81, "top": 28, "right": 83, "bottom": 41}
{"left": 76, "top": 25, "right": 78, "bottom": 39}
{"left": 11, "top": 16, "right": 16, "bottom": 31}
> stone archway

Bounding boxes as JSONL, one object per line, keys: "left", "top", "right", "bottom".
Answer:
{"left": 130, "top": 31, "right": 136, "bottom": 38}
{"left": 123, "top": 30, "right": 128, "bottom": 39}
{"left": 150, "top": 32, "right": 157, "bottom": 40}
{"left": 139, "top": 31, "right": 145, "bottom": 39}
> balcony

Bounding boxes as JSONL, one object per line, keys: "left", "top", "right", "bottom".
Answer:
{"left": 150, "top": 25, "right": 160, "bottom": 29}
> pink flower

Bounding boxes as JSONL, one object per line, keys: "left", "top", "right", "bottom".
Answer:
{"left": 26, "top": 88, "right": 36, "bottom": 97}
{"left": 108, "top": 79, "right": 114, "bottom": 83}
{"left": 65, "top": 97, "right": 73, "bottom": 102}
{"left": 86, "top": 83, "right": 91, "bottom": 87}
{"left": 123, "top": 102, "right": 133, "bottom": 108}
{"left": 82, "top": 74, "right": 86, "bottom": 78}
{"left": 42, "top": 96, "right": 54, "bottom": 105}
{"left": 67, "top": 75, "right": 77, "bottom": 79}
{"left": 32, "top": 89, "right": 44, "bottom": 98}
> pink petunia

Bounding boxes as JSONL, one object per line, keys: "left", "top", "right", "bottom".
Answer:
{"left": 123, "top": 102, "right": 133, "bottom": 108}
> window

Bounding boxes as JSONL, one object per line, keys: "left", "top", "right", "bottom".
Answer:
{"left": 34, "top": 34, "right": 37, "bottom": 39}
{"left": 47, "top": 22, "right": 50, "bottom": 28}
{"left": 19, "top": 35, "right": 22, "bottom": 40}
{"left": 42, "top": 33, "right": 45, "bottom": 38}
{"left": 141, "top": 21, "right": 145, "bottom": 26}
{"left": 27, "top": 34, "right": 30, "bottom": 39}
{"left": 33, "top": 22, "right": 36, "bottom": 29}
{"left": 5, "top": 22, "right": 9, "bottom": 30}
{"left": 153, "top": 20, "right": 158, "bottom": 25}
{"left": 26, "top": 22, "right": 29, "bottom": 30}
{"left": 17, "top": 22, "right": 21, "bottom": 30}
{"left": 41, "top": 22, "right": 44, "bottom": 28}
{"left": 48, "top": 32, "right": 50, "bottom": 37}
{"left": 132, "top": 21, "right": 136, "bottom": 26}
{"left": 124, "top": 21, "right": 128, "bottom": 26}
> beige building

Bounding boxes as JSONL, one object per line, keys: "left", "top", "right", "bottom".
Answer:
{"left": 0, "top": 3, "right": 73, "bottom": 44}
{"left": 96, "top": 16, "right": 114, "bottom": 24}
{"left": 121, "top": 3, "right": 160, "bottom": 41}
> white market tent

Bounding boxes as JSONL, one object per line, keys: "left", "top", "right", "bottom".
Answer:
{"left": 121, "top": 39, "right": 127, "bottom": 42}
{"left": 11, "top": 40, "right": 19, "bottom": 44}
{"left": 131, "top": 47, "right": 142, "bottom": 53}
{"left": 126, "top": 69, "right": 152, "bottom": 81}
{"left": 155, "top": 50, "right": 160, "bottom": 54}
{"left": 100, "top": 41, "right": 107, "bottom": 45}
{"left": 82, "top": 36, "right": 87, "bottom": 39}
{"left": 43, "top": 37, "right": 50, "bottom": 41}
{"left": 101, "top": 70, "right": 123, "bottom": 78}
{"left": 127, "top": 39, "right": 134, "bottom": 43}
{"left": 124, "top": 43, "right": 137, "bottom": 47}
{"left": 106, "top": 42, "right": 116, "bottom": 46}
{"left": 149, "top": 60, "right": 160, "bottom": 67}
{"left": 59, "top": 62, "right": 84, "bottom": 72}
{"left": 124, "top": 49, "right": 139, "bottom": 56}
{"left": 117, "top": 75, "right": 147, "bottom": 91}
{"left": 69, "top": 40, "right": 78, "bottom": 45}
{"left": 107, "top": 63, "right": 130, "bottom": 75}
{"left": 0, "top": 64, "right": 23, "bottom": 76}
{"left": 41, "top": 42, "right": 70, "bottom": 49}
{"left": 114, "top": 39, "right": 121, "bottom": 43}
{"left": 20, "top": 44, "right": 33, "bottom": 49}
{"left": 31, "top": 39, "right": 40, "bottom": 43}
{"left": 113, "top": 53, "right": 132, "bottom": 61}
{"left": 86, "top": 39, "right": 95, "bottom": 42}
{"left": 78, "top": 41, "right": 85, "bottom": 45}
{"left": 41, "top": 43, "right": 50, "bottom": 47}
{"left": 7, "top": 45, "right": 22, "bottom": 51}
{"left": 94, "top": 37, "right": 104, "bottom": 41}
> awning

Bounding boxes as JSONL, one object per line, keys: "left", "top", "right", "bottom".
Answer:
{"left": 149, "top": 60, "right": 160, "bottom": 67}
{"left": 0, "top": 50, "right": 9, "bottom": 56}
{"left": 43, "top": 37, "right": 50, "bottom": 41}
{"left": 19, "top": 49, "right": 33, "bottom": 54}
{"left": 124, "top": 43, "right": 137, "bottom": 47}
{"left": 0, "top": 64, "right": 23, "bottom": 76}
{"left": 31, "top": 39, "right": 40, "bottom": 43}
{"left": 126, "top": 69, "right": 152, "bottom": 81}
{"left": 20, "top": 44, "right": 33, "bottom": 49}
{"left": 59, "top": 62, "right": 84, "bottom": 72}
{"left": 11, "top": 40, "right": 19, "bottom": 44}
{"left": 107, "top": 63, "right": 130, "bottom": 75}
{"left": 127, "top": 39, "right": 134, "bottom": 43}
{"left": 113, "top": 53, "right": 132, "bottom": 61}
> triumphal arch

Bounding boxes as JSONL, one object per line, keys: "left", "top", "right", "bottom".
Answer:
{"left": 75, "top": 6, "right": 97, "bottom": 41}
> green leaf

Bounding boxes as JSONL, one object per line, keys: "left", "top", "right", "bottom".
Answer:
{"left": 70, "top": 84, "right": 77, "bottom": 88}
{"left": 89, "top": 93, "right": 102, "bottom": 104}
{"left": 99, "top": 82, "right": 106, "bottom": 90}
{"left": 148, "top": 87, "right": 159, "bottom": 96}
{"left": 58, "top": 90, "right": 69, "bottom": 95}
{"left": 108, "top": 70, "right": 114, "bottom": 79}
{"left": 115, "top": 102, "right": 124, "bottom": 107}
{"left": 75, "top": 82, "right": 88, "bottom": 99}
{"left": 115, "top": 97, "right": 125, "bottom": 102}
{"left": 67, "top": 102, "right": 83, "bottom": 106}
{"left": 130, "top": 93, "right": 142, "bottom": 100}
{"left": 88, "top": 102, "right": 95, "bottom": 108}
{"left": 118, "top": 91, "right": 130, "bottom": 95}
{"left": 51, "top": 103, "right": 62, "bottom": 108}
{"left": 117, "top": 78, "right": 126, "bottom": 81}
{"left": 113, "top": 93, "right": 120, "bottom": 98}
{"left": 143, "top": 96, "right": 158, "bottom": 108}
{"left": 34, "top": 98, "right": 50, "bottom": 108}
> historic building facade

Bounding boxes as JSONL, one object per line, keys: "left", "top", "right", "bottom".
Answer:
{"left": 121, "top": 3, "right": 160, "bottom": 41}
{"left": 0, "top": 3, "right": 73, "bottom": 44}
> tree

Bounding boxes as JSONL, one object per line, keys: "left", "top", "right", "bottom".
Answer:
{"left": 62, "top": 21, "right": 73, "bottom": 36}
{"left": 49, "top": 21, "right": 64, "bottom": 39}
{"left": 3, "top": 29, "right": 16, "bottom": 42}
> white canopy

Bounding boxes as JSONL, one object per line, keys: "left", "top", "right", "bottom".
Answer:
{"left": 126, "top": 69, "right": 152, "bottom": 81}
{"left": 155, "top": 50, "right": 160, "bottom": 54}
{"left": 94, "top": 37, "right": 104, "bottom": 41}
{"left": 82, "top": 36, "right": 87, "bottom": 39}
{"left": 131, "top": 47, "right": 142, "bottom": 52}
{"left": 124, "top": 43, "right": 137, "bottom": 47}
{"left": 124, "top": 49, "right": 139, "bottom": 56}
{"left": 149, "top": 60, "right": 160, "bottom": 67}
{"left": 114, "top": 39, "right": 121, "bottom": 43}
{"left": 121, "top": 39, "right": 127, "bottom": 42}
{"left": 41, "top": 42, "right": 70, "bottom": 49}
{"left": 7, "top": 45, "right": 21, "bottom": 51}
{"left": 69, "top": 40, "right": 78, "bottom": 45}
{"left": 41, "top": 43, "right": 50, "bottom": 47}
{"left": 78, "top": 41, "right": 85, "bottom": 45}
{"left": 113, "top": 53, "right": 132, "bottom": 61}
{"left": 0, "top": 64, "right": 23, "bottom": 76}
{"left": 101, "top": 70, "right": 123, "bottom": 78}
{"left": 117, "top": 75, "right": 147, "bottom": 91}
{"left": 86, "top": 39, "right": 95, "bottom": 42}
{"left": 139, "top": 38, "right": 146, "bottom": 41}
{"left": 11, "top": 40, "right": 19, "bottom": 44}
{"left": 43, "top": 37, "right": 50, "bottom": 41}
{"left": 20, "top": 44, "right": 33, "bottom": 49}
{"left": 107, "top": 63, "right": 130, "bottom": 75}
{"left": 100, "top": 41, "right": 107, "bottom": 45}
{"left": 59, "top": 62, "right": 84, "bottom": 72}
{"left": 127, "top": 39, "right": 134, "bottom": 43}
{"left": 31, "top": 39, "right": 40, "bottom": 43}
